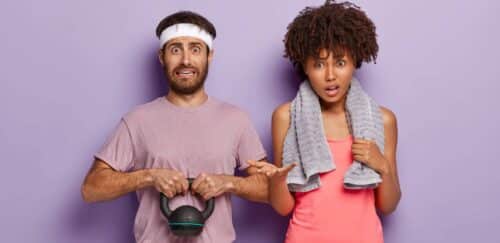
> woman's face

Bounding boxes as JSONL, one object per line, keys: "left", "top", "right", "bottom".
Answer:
{"left": 304, "top": 49, "right": 356, "bottom": 105}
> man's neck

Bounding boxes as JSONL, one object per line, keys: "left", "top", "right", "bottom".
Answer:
{"left": 165, "top": 89, "right": 208, "bottom": 108}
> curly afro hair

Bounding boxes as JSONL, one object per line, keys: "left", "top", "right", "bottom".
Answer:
{"left": 284, "top": 0, "right": 378, "bottom": 77}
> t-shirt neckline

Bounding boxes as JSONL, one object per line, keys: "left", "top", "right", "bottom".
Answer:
{"left": 160, "top": 95, "right": 214, "bottom": 113}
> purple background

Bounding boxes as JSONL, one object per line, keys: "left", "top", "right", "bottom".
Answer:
{"left": 1, "top": 0, "right": 499, "bottom": 242}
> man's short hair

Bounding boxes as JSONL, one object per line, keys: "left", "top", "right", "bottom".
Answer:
{"left": 156, "top": 11, "right": 216, "bottom": 45}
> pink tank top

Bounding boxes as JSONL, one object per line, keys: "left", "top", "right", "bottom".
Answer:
{"left": 285, "top": 136, "right": 384, "bottom": 243}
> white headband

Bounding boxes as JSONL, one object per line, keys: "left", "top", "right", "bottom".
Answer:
{"left": 159, "top": 23, "right": 214, "bottom": 50}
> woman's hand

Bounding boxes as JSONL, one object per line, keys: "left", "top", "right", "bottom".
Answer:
{"left": 352, "top": 139, "right": 389, "bottom": 175}
{"left": 247, "top": 160, "right": 296, "bottom": 180}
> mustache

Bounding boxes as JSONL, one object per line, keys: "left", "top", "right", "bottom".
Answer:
{"left": 173, "top": 64, "right": 199, "bottom": 73}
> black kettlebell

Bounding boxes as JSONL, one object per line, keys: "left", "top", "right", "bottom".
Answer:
{"left": 160, "top": 178, "right": 215, "bottom": 236}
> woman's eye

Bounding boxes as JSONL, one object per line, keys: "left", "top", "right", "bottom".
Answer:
{"left": 337, "top": 60, "right": 346, "bottom": 67}
{"left": 314, "top": 62, "right": 324, "bottom": 68}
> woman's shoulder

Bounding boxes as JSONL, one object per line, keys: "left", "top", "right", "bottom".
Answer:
{"left": 380, "top": 106, "right": 398, "bottom": 132}
{"left": 273, "top": 102, "right": 292, "bottom": 124}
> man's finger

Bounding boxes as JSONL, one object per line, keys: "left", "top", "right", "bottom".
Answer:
{"left": 193, "top": 180, "right": 205, "bottom": 194}
{"left": 181, "top": 179, "right": 189, "bottom": 193}
{"left": 202, "top": 191, "right": 214, "bottom": 201}
{"left": 172, "top": 181, "right": 182, "bottom": 195}
{"left": 198, "top": 179, "right": 212, "bottom": 195}
{"left": 161, "top": 186, "right": 174, "bottom": 198}
{"left": 191, "top": 174, "right": 206, "bottom": 191}
{"left": 212, "top": 187, "right": 226, "bottom": 198}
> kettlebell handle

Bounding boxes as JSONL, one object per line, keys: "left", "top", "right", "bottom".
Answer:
{"left": 160, "top": 178, "right": 215, "bottom": 220}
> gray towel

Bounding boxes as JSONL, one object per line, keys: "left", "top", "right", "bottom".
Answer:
{"left": 283, "top": 78, "right": 384, "bottom": 192}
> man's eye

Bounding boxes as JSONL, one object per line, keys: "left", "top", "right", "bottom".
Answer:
{"left": 171, "top": 47, "right": 181, "bottom": 54}
{"left": 192, "top": 47, "right": 201, "bottom": 53}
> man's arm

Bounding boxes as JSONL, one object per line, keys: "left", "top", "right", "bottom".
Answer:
{"left": 190, "top": 157, "right": 269, "bottom": 203}
{"left": 233, "top": 163, "right": 269, "bottom": 203}
{"left": 81, "top": 159, "right": 188, "bottom": 203}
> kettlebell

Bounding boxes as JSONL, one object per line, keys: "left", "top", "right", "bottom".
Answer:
{"left": 160, "top": 178, "right": 215, "bottom": 236}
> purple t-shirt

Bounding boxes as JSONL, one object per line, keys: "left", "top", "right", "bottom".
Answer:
{"left": 95, "top": 96, "right": 266, "bottom": 243}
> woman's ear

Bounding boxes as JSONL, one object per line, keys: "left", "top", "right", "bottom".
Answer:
{"left": 301, "top": 62, "right": 308, "bottom": 76}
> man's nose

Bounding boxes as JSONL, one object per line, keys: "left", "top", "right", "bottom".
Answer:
{"left": 182, "top": 52, "right": 191, "bottom": 66}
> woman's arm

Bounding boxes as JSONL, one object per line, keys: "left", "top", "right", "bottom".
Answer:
{"left": 270, "top": 103, "right": 296, "bottom": 215}
{"left": 351, "top": 107, "right": 401, "bottom": 215}
{"left": 249, "top": 103, "right": 296, "bottom": 216}
{"left": 374, "top": 107, "right": 402, "bottom": 215}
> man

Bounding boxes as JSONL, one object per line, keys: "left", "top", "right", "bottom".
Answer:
{"left": 81, "top": 11, "right": 268, "bottom": 243}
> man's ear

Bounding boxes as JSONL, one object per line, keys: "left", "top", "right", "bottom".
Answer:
{"left": 158, "top": 49, "right": 165, "bottom": 67}
{"left": 208, "top": 49, "right": 214, "bottom": 64}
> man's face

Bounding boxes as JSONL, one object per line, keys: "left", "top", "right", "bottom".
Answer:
{"left": 159, "top": 36, "right": 213, "bottom": 95}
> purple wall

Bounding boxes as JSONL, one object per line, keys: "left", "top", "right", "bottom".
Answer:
{"left": 1, "top": 0, "right": 499, "bottom": 242}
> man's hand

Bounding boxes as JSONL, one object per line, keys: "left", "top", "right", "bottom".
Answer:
{"left": 191, "top": 173, "right": 235, "bottom": 200}
{"left": 149, "top": 169, "right": 189, "bottom": 198}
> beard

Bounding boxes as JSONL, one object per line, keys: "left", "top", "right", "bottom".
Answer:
{"left": 165, "top": 62, "right": 209, "bottom": 95}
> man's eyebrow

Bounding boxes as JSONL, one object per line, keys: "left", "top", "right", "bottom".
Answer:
{"left": 166, "top": 42, "right": 183, "bottom": 49}
{"left": 189, "top": 41, "right": 203, "bottom": 47}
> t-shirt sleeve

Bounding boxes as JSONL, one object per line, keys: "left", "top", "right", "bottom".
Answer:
{"left": 236, "top": 116, "right": 267, "bottom": 171}
{"left": 94, "top": 119, "right": 135, "bottom": 172}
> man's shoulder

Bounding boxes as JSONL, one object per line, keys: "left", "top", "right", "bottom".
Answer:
{"left": 211, "top": 97, "right": 250, "bottom": 120}
{"left": 122, "top": 97, "right": 163, "bottom": 123}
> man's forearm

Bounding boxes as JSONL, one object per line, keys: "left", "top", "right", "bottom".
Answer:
{"left": 82, "top": 166, "right": 153, "bottom": 203}
{"left": 223, "top": 174, "right": 269, "bottom": 203}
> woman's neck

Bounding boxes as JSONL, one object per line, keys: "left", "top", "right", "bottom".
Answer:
{"left": 320, "top": 96, "right": 347, "bottom": 115}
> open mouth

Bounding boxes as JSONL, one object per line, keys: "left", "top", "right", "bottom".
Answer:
{"left": 325, "top": 85, "right": 340, "bottom": 97}
{"left": 175, "top": 68, "right": 197, "bottom": 79}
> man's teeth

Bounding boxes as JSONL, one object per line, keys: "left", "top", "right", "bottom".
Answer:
{"left": 177, "top": 70, "right": 194, "bottom": 75}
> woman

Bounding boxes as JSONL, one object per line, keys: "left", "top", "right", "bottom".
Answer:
{"left": 249, "top": 1, "right": 401, "bottom": 242}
